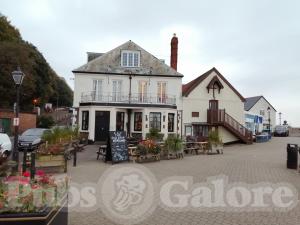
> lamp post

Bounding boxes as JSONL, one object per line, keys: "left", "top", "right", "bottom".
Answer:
{"left": 12, "top": 66, "right": 25, "bottom": 172}
{"left": 267, "top": 106, "right": 271, "bottom": 134}
{"left": 279, "top": 112, "right": 282, "bottom": 125}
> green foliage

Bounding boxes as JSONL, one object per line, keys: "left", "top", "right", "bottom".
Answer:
{"left": 37, "top": 115, "right": 55, "bottom": 128}
{"left": 164, "top": 135, "right": 183, "bottom": 153}
{"left": 0, "top": 15, "right": 73, "bottom": 111}
{"left": 146, "top": 128, "right": 164, "bottom": 141}
{"left": 41, "top": 127, "right": 75, "bottom": 145}
{"left": 208, "top": 130, "right": 223, "bottom": 146}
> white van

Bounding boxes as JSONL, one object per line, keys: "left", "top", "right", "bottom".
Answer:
{"left": 0, "top": 133, "right": 12, "bottom": 158}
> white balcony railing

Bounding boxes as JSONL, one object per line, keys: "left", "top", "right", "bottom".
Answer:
{"left": 80, "top": 91, "right": 176, "bottom": 105}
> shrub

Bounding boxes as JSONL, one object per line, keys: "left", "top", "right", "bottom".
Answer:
{"left": 208, "top": 130, "right": 223, "bottom": 146}
{"left": 146, "top": 128, "right": 164, "bottom": 141}
{"left": 37, "top": 115, "right": 55, "bottom": 128}
{"left": 164, "top": 135, "right": 183, "bottom": 153}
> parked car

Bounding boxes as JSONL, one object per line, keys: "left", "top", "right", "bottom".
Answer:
{"left": 18, "top": 128, "right": 51, "bottom": 151}
{"left": 274, "top": 125, "right": 289, "bottom": 137}
{"left": 0, "top": 133, "right": 12, "bottom": 158}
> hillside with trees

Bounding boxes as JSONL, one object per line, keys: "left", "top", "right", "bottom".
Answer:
{"left": 0, "top": 15, "right": 73, "bottom": 111}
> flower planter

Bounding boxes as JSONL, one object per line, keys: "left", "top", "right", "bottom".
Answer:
{"left": 137, "top": 153, "right": 160, "bottom": 163}
{"left": 0, "top": 195, "right": 68, "bottom": 225}
{"left": 36, "top": 154, "right": 67, "bottom": 173}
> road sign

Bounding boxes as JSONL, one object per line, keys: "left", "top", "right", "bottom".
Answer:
{"left": 13, "top": 118, "right": 19, "bottom": 126}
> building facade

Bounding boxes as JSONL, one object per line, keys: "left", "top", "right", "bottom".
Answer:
{"left": 182, "top": 68, "right": 252, "bottom": 144}
{"left": 244, "top": 96, "right": 277, "bottom": 133}
{"left": 73, "top": 37, "right": 183, "bottom": 142}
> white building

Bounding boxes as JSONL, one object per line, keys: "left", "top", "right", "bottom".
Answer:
{"left": 244, "top": 96, "right": 277, "bottom": 133}
{"left": 182, "top": 68, "right": 252, "bottom": 144}
{"left": 73, "top": 37, "right": 183, "bottom": 142}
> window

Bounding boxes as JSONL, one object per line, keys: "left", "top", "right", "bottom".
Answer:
{"left": 116, "top": 112, "right": 125, "bottom": 131}
{"left": 168, "top": 113, "right": 175, "bottom": 132}
{"left": 192, "top": 112, "right": 199, "bottom": 117}
{"left": 138, "top": 81, "right": 148, "bottom": 102}
{"left": 260, "top": 110, "right": 265, "bottom": 116}
{"left": 193, "top": 125, "right": 209, "bottom": 137}
{"left": 149, "top": 112, "right": 161, "bottom": 131}
{"left": 134, "top": 112, "right": 142, "bottom": 131}
{"left": 82, "top": 111, "right": 89, "bottom": 130}
{"left": 112, "top": 80, "right": 122, "bottom": 101}
{"left": 121, "top": 50, "right": 140, "bottom": 67}
{"left": 92, "top": 80, "right": 102, "bottom": 101}
{"left": 157, "top": 82, "right": 167, "bottom": 103}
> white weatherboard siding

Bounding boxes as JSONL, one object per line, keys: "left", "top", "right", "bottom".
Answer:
{"left": 246, "top": 98, "right": 276, "bottom": 132}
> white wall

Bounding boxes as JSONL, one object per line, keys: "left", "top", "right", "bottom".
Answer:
{"left": 246, "top": 97, "right": 276, "bottom": 132}
{"left": 182, "top": 70, "right": 245, "bottom": 129}
{"left": 73, "top": 73, "right": 182, "bottom": 109}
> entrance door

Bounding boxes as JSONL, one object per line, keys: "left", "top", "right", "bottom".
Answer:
{"left": 209, "top": 100, "right": 218, "bottom": 110}
{"left": 95, "top": 111, "right": 110, "bottom": 142}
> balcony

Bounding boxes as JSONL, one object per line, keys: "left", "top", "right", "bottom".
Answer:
{"left": 80, "top": 91, "right": 176, "bottom": 106}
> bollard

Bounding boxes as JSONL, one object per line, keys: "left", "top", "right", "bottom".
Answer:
{"left": 73, "top": 145, "right": 77, "bottom": 167}
{"left": 22, "top": 146, "right": 28, "bottom": 172}
{"left": 30, "top": 152, "right": 36, "bottom": 180}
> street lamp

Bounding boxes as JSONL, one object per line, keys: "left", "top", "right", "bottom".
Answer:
{"left": 267, "top": 106, "right": 271, "bottom": 134}
{"left": 12, "top": 66, "right": 25, "bottom": 172}
{"left": 279, "top": 112, "right": 282, "bottom": 125}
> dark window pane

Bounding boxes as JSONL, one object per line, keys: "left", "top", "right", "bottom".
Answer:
{"left": 82, "top": 111, "right": 89, "bottom": 130}
{"left": 149, "top": 112, "right": 161, "bottom": 131}
{"left": 134, "top": 112, "right": 142, "bottom": 131}
{"left": 168, "top": 113, "right": 175, "bottom": 132}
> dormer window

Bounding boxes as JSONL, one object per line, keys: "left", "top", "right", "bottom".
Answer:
{"left": 121, "top": 50, "right": 140, "bottom": 67}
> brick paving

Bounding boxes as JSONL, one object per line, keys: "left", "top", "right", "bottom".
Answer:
{"left": 68, "top": 137, "right": 300, "bottom": 225}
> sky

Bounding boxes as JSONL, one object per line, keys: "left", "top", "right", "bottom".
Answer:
{"left": 1, "top": 0, "right": 300, "bottom": 126}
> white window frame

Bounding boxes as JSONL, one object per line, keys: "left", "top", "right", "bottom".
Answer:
{"left": 112, "top": 80, "right": 122, "bottom": 102}
{"left": 157, "top": 81, "right": 167, "bottom": 103}
{"left": 121, "top": 50, "right": 140, "bottom": 67}
{"left": 92, "top": 79, "right": 103, "bottom": 101}
{"left": 138, "top": 81, "right": 148, "bottom": 103}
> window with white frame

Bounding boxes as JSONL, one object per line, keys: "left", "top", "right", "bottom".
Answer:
{"left": 112, "top": 80, "right": 122, "bottom": 101}
{"left": 121, "top": 50, "right": 140, "bottom": 67}
{"left": 157, "top": 82, "right": 167, "bottom": 103}
{"left": 92, "top": 80, "right": 102, "bottom": 101}
{"left": 138, "top": 81, "right": 148, "bottom": 102}
{"left": 149, "top": 112, "right": 161, "bottom": 131}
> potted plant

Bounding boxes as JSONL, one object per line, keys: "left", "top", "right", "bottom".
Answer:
{"left": 164, "top": 135, "right": 183, "bottom": 159}
{"left": 135, "top": 139, "right": 161, "bottom": 162}
{"left": 145, "top": 128, "right": 164, "bottom": 141}
{"left": 0, "top": 170, "right": 69, "bottom": 225}
{"left": 208, "top": 130, "right": 223, "bottom": 154}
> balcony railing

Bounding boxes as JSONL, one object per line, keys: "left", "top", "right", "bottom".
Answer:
{"left": 80, "top": 91, "right": 176, "bottom": 105}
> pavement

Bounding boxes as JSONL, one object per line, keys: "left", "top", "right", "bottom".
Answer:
{"left": 68, "top": 137, "right": 300, "bottom": 225}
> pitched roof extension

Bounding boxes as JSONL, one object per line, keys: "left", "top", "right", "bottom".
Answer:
{"left": 182, "top": 67, "right": 245, "bottom": 101}
{"left": 73, "top": 40, "right": 183, "bottom": 77}
{"left": 244, "top": 96, "right": 277, "bottom": 112}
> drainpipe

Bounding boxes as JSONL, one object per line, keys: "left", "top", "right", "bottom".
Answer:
{"left": 127, "top": 74, "right": 132, "bottom": 137}
{"left": 129, "top": 74, "right": 132, "bottom": 103}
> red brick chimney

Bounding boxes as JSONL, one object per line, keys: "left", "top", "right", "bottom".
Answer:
{"left": 170, "top": 33, "right": 178, "bottom": 71}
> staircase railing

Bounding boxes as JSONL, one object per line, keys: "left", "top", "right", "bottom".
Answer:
{"left": 207, "top": 109, "right": 252, "bottom": 143}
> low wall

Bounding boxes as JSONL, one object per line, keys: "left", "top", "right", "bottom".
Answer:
{"left": 289, "top": 127, "right": 300, "bottom": 137}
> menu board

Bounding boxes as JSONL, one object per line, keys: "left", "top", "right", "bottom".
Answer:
{"left": 106, "top": 131, "right": 129, "bottom": 164}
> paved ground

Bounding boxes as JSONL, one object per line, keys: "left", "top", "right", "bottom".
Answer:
{"left": 68, "top": 137, "right": 300, "bottom": 225}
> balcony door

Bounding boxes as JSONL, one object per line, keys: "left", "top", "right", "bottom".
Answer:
{"left": 157, "top": 82, "right": 167, "bottom": 103}
{"left": 112, "top": 80, "right": 122, "bottom": 102}
{"left": 138, "top": 81, "right": 148, "bottom": 103}
{"left": 209, "top": 100, "right": 218, "bottom": 110}
{"left": 93, "top": 80, "right": 102, "bottom": 101}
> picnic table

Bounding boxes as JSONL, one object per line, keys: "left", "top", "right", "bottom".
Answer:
{"left": 183, "top": 141, "right": 209, "bottom": 154}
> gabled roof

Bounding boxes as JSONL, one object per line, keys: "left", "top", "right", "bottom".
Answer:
{"left": 244, "top": 96, "right": 277, "bottom": 112}
{"left": 73, "top": 40, "right": 183, "bottom": 77}
{"left": 182, "top": 67, "right": 245, "bottom": 101}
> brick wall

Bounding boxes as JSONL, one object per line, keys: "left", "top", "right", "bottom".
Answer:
{"left": 0, "top": 110, "right": 37, "bottom": 135}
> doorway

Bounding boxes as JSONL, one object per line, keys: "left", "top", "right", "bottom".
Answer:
{"left": 209, "top": 100, "right": 219, "bottom": 110}
{"left": 95, "top": 111, "right": 110, "bottom": 142}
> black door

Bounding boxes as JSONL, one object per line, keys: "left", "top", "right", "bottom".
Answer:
{"left": 95, "top": 111, "right": 110, "bottom": 142}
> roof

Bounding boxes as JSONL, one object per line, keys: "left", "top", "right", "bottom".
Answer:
{"left": 244, "top": 96, "right": 277, "bottom": 112}
{"left": 73, "top": 40, "right": 183, "bottom": 77}
{"left": 182, "top": 67, "right": 245, "bottom": 101}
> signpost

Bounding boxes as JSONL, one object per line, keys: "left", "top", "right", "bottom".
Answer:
{"left": 106, "top": 131, "right": 129, "bottom": 164}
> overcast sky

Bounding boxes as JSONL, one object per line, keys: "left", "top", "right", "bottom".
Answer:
{"left": 1, "top": 0, "right": 300, "bottom": 126}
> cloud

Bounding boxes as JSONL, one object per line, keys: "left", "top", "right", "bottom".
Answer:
{"left": 1, "top": 0, "right": 299, "bottom": 125}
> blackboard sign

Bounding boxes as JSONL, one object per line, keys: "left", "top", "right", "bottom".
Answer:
{"left": 106, "top": 131, "right": 129, "bottom": 164}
